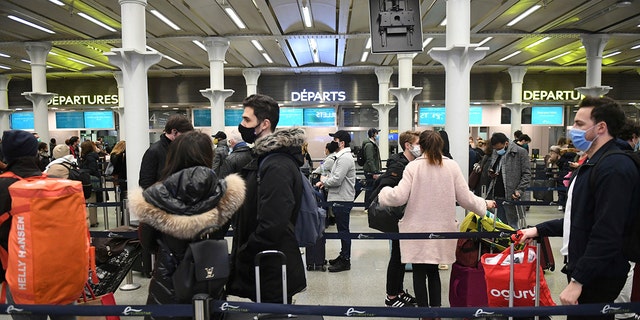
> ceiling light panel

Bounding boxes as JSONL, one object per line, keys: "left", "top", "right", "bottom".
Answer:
{"left": 150, "top": 9, "right": 180, "bottom": 30}
{"left": 77, "top": 12, "right": 116, "bottom": 32}
{"left": 499, "top": 50, "right": 521, "bottom": 61}
{"left": 301, "top": 5, "right": 313, "bottom": 28}
{"left": 525, "top": 37, "right": 551, "bottom": 49}
{"left": 192, "top": 40, "right": 207, "bottom": 51}
{"left": 251, "top": 40, "right": 264, "bottom": 51}
{"left": 8, "top": 15, "right": 55, "bottom": 34}
{"left": 224, "top": 7, "right": 246, "bottom": 29}
{"left": 545, "top": 51, "right": 572, "bottom": 62}
{"left": 507, "top": 5, "right": 541, "bottom": 27}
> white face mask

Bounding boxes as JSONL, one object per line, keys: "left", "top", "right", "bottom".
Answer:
{"left": 410, "top": 145, "right": 422, "bottom": 158}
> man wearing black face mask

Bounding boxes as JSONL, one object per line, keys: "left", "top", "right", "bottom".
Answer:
{"left": 486, "top": 132, "right": 531, "bottom": 229}
{"left": 227, "top": 94, "right": 307, "bottom": 304}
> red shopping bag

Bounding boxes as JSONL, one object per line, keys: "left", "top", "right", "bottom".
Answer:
{"left": 481, "top": 245, "right": 555, "bottom": 307}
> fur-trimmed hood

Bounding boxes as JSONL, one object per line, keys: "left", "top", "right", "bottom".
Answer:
{"left": 253, "top": 128, "right": 306, "bottom": 156}
{"left": 129, "top": 171, "right": 245, "bottom": 240}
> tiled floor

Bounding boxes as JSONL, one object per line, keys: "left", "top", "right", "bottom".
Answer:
{"left": 0, "top": 190, "right": 572, "bottom": 320}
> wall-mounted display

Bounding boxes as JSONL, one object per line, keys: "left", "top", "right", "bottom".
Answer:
{"left": 531, "top": 106, "right": 563, "bottom": 125}
{"left": 84, "top": 111, "right": 114, "bottom": 129}
{"left": 303, "top": 108, "right": 336, "bottom": 127}
{"left": 10, "top": 112, "right": 34, "bottom": 130}
{"left": 56, "top": 112, "right": 84, "bottom": 129}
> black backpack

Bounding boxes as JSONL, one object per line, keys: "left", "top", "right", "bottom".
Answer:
{"left": 60, "top": 162, "right": 92, "bottom": 199}
{"left": 356, "top": 141, "right": 369, "bottom": 166}
{"left": 589, "top": 149, "right": 640, "bottom": 262}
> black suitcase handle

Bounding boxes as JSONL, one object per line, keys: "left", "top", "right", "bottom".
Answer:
{"left": 254, "top": 250, "right": 287, "bottom": 304}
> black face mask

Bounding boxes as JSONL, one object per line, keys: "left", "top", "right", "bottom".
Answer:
{"left": 238, "top": 123, "right": 259, "bottom": 144}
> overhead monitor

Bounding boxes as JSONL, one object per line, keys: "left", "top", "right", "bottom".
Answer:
{"left": 224, "top": 109, "right": 243, "bottom": 127}
{"left": 56, "top": 111, "right": 85, "bottom": 129}
{"left": 279, "top": 108, "right": 303, "bottom": 127}
{"left": 11, "top": 112, "right": 34, "bottom": 130}
{"left": 194, "top": 109, "right": 211, "bottom": 127}
{"left": 419, "top": 106, "right": 484, "bottom": 126}
{"left": 303, "top": 108, "right": 336, "bottom": 127}
{"left": 469, "top": 107, "right": 483, "bottom": 125}
{"left": 531, "top": 106, "right": 563, "bottom": 125}
{"left": 84, "top": 111, "right": 114, "bottom": 129}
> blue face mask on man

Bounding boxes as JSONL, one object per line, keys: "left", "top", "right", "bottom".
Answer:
{"left": 569, "top": 125, "right": 598, "bottom": 152}
{"left": 496, "top": 145, "right": 507, "bottom": 156}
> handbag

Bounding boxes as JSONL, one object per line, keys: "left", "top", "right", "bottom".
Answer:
{"left": 481, "top": 245, "right": 555, "bottom": 307}
{"left": 468, "top": 169, "right": 481, "bottom": 190}
{"left": 77, "top": 284, "right": 120, "bottom": 320}
{"left": 367, "top": 197, "right": 405, "bottom": 233}
{"left": 159, "top": 231, "right": 230, "bottom": 303}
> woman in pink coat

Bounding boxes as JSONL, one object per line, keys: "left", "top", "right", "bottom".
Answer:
{"left": 379, "top": 130, "right": 496, "bottom": 312}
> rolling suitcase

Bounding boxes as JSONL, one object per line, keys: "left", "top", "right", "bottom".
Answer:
{"left": 305, "top": 236, "right": 327, "bottom": 271}
{"left": 449, "top": 262, "right": 488, "bottom": 307}
{"left": 537, "top": 236, "right": 555, "bottom": 271}
{"left": 224, "top": 250, "right": 324, "bottom": 320}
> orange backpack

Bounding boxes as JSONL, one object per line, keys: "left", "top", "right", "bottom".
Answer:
{"left": 0, "top": 172, "right": 89, "bottom": 305}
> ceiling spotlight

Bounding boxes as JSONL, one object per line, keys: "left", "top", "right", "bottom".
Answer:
{"left": 616, "top": 0, "right": 632, "bottom": 7}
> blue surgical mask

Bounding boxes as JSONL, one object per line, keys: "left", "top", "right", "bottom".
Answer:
{"left": 569, "top": 125, "right": 597, "bottom": 152}
{"left": 496, "top": 147, "right": 507, "bottom": 156}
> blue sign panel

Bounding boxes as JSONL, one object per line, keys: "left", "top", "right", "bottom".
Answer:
{"left": 532, "top": 106, "right": 563, "bottom": 125}
{"left": 84, "top": 111, "right": 114, "bottom": 129}
{"left": 224, "top": 109, "right": 243, "bottom": 127}
{"left": 279, "top": 108, "right": 303, "bottom": 127}
{"left": 56, "top": 112, "right": 85, "bottom": 129}
{"left": 303, "top": 108, "right": 336, "bottom": 127}
{"left": 469, "top": 107, "right": 482, "bottom": 125}
{"left": 11, "top": 112, "right": 34, "bottom": 130}
{"left": 194, "top": 109, "right": 211, "bottom": 127}
{"left": 418, "top": 107, "right": 446, "bottom": 126}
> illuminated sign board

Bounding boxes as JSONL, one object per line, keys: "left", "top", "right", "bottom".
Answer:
{"left": 55, "top": 112, "right": 85, "bottom": 129}
{"left": 291, "top": 90, "right": 346, "bottom": 102}
{"left": 225, "top": 109, "right": 243, "bottom": 127}
{"left": 531, "top": 106, "right": 564, "bottom": 125}
{"left": 279, "top": 108, "right": 304, "bottom": 127}
{"left": 84, "top": 111, "right": 114, "bottom": 129}
{"left": 11, "top": 112, "right": 34, "bottom": 130}
{"left": 49, "top": 94, "right": 119, "bottom": 106}
{"left": 523, "top": 90, "right": 582, "bottom": 101}
{"left": 194, "top": 109, "right": 211, "bottom": 127}
{"left": 418, "top": 107, "right": 483, "bottom": 126}
{"left": 303, "top": 108, "right": 336, "bottom": 127}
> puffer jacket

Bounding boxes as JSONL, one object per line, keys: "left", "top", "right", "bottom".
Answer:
{"left": 129, "top": 167, "right": 245, "bottom": 311}
{"left": 227, "top": 128, "right": 307, "bottom": 303}
{"left": 219, "top": 143, "right": 252, "bottom": 178}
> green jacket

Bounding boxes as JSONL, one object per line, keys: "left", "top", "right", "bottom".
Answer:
{"left": 362, "top": 140, "right": 381, "bottom": 173}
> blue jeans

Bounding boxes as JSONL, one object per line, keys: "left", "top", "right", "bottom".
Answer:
{"left": 332, "top": 201, "right": 353, "bottom": 259}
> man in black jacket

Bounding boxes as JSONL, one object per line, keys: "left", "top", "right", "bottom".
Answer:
{"left": 371, "top": 130, "right": 421, "bottom": 308}
{"left": 227, "top": 94, "right": 306, "bottom": 303}
{"left": 138, "top": 115, "right": 193, "bottom": 189}
{"left": 219, "top": 131, "right": 252, "bottom": 178}
{"left": 519, "top": 97, "right": 640, "bottom": 319}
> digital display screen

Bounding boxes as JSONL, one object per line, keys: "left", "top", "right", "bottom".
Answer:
{"left": 303, "top": 108, "right": 336, "bottom": 127}
{"left": 56, "top": 112, "right": 85, "bottom": 129}
{"left": 418, "top": 107, "right": 446, "bottom": 126}
{"left": 224, "top": 109, "right": 243, "bottom": 127}
{"left": 419, "top": 106, "right": 484, "bottom": 125}
{"left": 469, "top": 107, "right": 482, "bottom": 125}
{"left": 194, "top": 109, "right": 211, "bottom": 127}
{"left": 279, "top": 108, "right": 303, "bottom": 127}
{"left": 11, "top": 112, "right": 34, "bottom": 130}
{"left": 531, "top": 106, "right": 563, "bottom": 125}
{"left": 84, "top": 111, "right": 114, "bottom": 129}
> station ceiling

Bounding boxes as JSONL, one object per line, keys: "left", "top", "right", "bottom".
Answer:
{"left": 0, "top": 0, "right": 639, "bottom": 80}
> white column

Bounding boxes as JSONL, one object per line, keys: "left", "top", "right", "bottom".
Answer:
{"left": 0, "top": 75, "right": 11, "bottom": 132}
{"left": 200, "top": 37, "right": 234, "bottom": 133}
{"left": 389, "top": 54, "right": 421, "bottom": 136}
{"left": 429, "top": 0, "right": 487, "bottom": 179}
{"left": 576, "top": 34, "right": 612, "bottom": 97}
{"left": 506, "top": 67, "right": 529, "bottom": 134}
{"left": 242, "top": 69, "right": 261, "bottom": 96}
{"left": 22, "top": 42, "right": 55, "bottom": 144}
{"left": 113, "top": 71, "right": 125, "bottom": 140}
{"left": 372, "top": 67, "right": 395, "bottom": 161}
{"left": 105, "top": 0, "right": 161, "bottom": 192}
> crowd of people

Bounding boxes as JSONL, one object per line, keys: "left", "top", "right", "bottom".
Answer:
{"left": 0, "top": 95, "right": 638, "bottom": 320}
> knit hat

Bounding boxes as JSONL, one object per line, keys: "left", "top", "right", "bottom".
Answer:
{"left": 2, "top": 130, "right": 38, "bottom": 162}
{"left": 53, "top": 144, "right": 71, "bottom": 159}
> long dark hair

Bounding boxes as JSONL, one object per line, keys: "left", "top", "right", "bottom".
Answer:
{"left": 419, "top": 130, "right": 443, "bottom": 166}
{"left": 161, "top": 131, "right": 213, "bottom": 180}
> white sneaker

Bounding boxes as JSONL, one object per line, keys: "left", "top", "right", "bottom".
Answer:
{"left": 557, "top": 206, "right": 563, "bottom": 211}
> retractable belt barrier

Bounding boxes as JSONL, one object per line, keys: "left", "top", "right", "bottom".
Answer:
{"left": 2, "top": 301, "right": 639, "bottom": 318}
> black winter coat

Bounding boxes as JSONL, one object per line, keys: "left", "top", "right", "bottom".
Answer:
{"left": 219, "top": 143, "right": 252, "bottom": 178}
{"left": 536, "top": 139, "right": 640, "bottom": 286}
{"left": 227, "top": 128, "right": 307, "bottom": 303}
{"left": 129, "top": 167, "right": 245, "bottom": 310}
{"left": 139, "top": 134, "right": 171, "bottom": 189}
